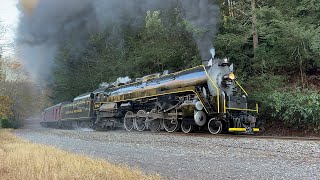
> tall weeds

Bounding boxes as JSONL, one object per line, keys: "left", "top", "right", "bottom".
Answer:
{"left": 0, "top": 129, "right": 160, "bottom": 180}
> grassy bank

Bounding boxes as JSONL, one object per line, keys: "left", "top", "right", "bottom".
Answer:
{"left": 0, "top": 129, "right": 160, "bottom": 180}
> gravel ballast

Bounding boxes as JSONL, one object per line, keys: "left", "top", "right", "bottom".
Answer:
{"left": 15, "top": 129, "right": 320, "bottom": 180}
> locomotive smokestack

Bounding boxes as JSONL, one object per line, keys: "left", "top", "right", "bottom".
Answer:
{"left": 202, "top": 48, "right": 216, "bottom": 66}
{"left": 210, "top": 48, "right": 215, "bottom": 59}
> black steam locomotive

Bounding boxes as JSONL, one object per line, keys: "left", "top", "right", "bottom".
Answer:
{"left": 41, "top": 57, "right": 259, "bottom": 134}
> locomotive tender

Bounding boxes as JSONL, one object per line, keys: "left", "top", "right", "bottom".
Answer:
{"left": 41, "top": 57, "right": 259, "bottom": 134}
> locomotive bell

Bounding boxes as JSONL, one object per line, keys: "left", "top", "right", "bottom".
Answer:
{"left": 194, "top": 111, "right": 206, "bottom": 126}
{"left": 219, "top": 58, "right": 231, "bottom": 66}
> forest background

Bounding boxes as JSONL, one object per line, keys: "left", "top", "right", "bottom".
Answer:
{"left": 1, "top": 0, "right": 320, "bottom": 131}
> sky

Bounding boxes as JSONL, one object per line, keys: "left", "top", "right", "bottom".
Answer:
{"left": 0, "top": 0, "right": 19, "bottom": 57}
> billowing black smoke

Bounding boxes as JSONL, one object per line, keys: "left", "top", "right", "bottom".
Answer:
{"left": 16, "top": 0, "right": 219, "bottom": 81}
{"left": 181, "top": 0, "right": 219, "bottom": 60}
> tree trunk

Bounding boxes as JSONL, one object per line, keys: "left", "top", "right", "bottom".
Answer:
{"left": 225, "top": 0, "right": 230, "bottom": 16}
{"left": 251, "top": 0, "right": 259, "bottom": 50}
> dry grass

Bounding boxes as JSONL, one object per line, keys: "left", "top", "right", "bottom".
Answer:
{"left": 0, "top": 129, "right": 161, "bottom": 180}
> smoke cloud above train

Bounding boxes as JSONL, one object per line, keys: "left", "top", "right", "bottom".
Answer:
{"left": 16, "top": 0, "right": 219, "bottom": 82}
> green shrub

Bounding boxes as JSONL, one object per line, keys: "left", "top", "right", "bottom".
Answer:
{"left": 265, "top": 89, "right": 320, "bottom": 129}
{"left": 0, "top": 118, "right": 11, "bottom": 128}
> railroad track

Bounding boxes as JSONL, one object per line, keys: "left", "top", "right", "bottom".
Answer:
{"left": 146, "top": 131, "right": 320, "bottom": 141}
{"left": 48, "top": 126, "right": 320, "bottom": 142}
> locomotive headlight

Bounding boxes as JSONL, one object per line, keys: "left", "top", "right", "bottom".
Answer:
{"left": 222, "top": 73, "right": 236, "bottom": 87}
{"left": 228, "top": 72, "right": 236, "bottom": 80}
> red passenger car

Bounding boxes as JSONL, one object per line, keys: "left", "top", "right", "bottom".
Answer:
{"left": 40, "top": 102, "right": 70, "bottom": 127}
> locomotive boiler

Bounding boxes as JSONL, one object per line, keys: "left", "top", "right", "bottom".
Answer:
{"left": 41, "top": 57, "right": 259, "bottom": 134}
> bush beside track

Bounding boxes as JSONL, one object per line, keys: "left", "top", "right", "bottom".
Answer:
{"left": 262, "top": 89, "right": 320, "bottom": 131}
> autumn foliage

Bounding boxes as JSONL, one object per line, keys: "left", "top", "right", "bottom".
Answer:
{"left": 0, "top": 96, "right": 13, "bottom": 119}
{"left": 0, "top": 58, "right": 48, "bottom": 128}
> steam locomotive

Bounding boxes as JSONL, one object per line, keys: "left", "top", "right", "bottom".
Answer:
{"left": 41, "top": 57, "right": 259, "bottom": 134}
